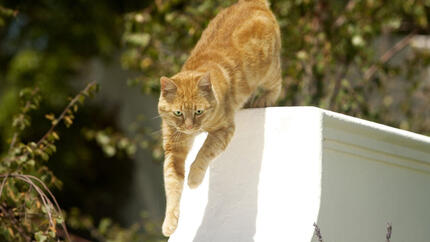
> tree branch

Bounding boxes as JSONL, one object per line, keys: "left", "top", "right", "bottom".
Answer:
{"left": 0, "top": 174, "right": 8, "bottom": 199}
{"left": 4, "top": 82, "right": 97, "bottom": 165}
{"left": 364, "top": 30, "right": 417, "bottom": 81}
{"left": 36, "top": 81, "right": 97, "bottom": 147}
{"left": 334, "top": 0, "right": 357, "bottom": 28}
{"left": 9, "top": 134, "right": 18, "bottom": 151}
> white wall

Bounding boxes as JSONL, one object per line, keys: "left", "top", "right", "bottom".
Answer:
{"left": 169, "top": 107, "right": 430, "bottom": 242}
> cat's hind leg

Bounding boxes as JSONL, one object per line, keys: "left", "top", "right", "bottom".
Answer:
{"left": 252, "top": 70, "right": 282, "bottom": 108}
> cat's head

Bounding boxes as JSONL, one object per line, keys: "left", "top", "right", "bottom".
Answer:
{"left": 158, "top": 71, "right": 218, "bottom": 134}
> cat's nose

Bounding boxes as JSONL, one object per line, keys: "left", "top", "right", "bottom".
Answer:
{"left": 185, "top": 119, "right": 193, "bottom": 129}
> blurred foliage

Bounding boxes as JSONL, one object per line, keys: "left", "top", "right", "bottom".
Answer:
{"left": 0, "top": 82, "right": 98, "bottom": 241}
{"left": 0, "top": 5, "right": 17, "bottom": 27}
{"left": 67, "top": 208, "right": 165, "bottom": 242}
{"left": 83, "top": 128, "right": 138, "bottom": 158}
{"left": 0, "top": 81, "right": 165, "bottom": 241}
{"left": 1, "top": 0, "right": 430, "bottom": 241}
{"left": 122, "top": 0, "right": 430, "bottom": 135}
{"left": 0, "top": 0, "right": 165, "bottom": 241}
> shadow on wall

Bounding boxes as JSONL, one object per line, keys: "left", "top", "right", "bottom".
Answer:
{"left": 315, "top": 141, "right": 430, "bottom": 242}
{"left": 193, "top": 109, "right": 266, "bottom": 242}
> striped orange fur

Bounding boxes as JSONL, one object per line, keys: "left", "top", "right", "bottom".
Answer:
{"left": 158, "top": 0, "right": 282, "bottom": 236}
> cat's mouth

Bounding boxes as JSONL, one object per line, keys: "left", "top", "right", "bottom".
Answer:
{"left": 181, "top": 130, "right": 196, "bottom": 134}
{"left": 179, "top": 128, "right": 201, "bottom": 135}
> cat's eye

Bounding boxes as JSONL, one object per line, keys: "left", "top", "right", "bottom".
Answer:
{"left": 173, "top": 111, "right": 182, "bottom": 116}
{"left": 195, "top": 110, "right": 204, "bottom": 115}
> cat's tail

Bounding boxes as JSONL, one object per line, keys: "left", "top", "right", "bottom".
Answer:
{"left": 239, "top": 0, "right": 269, "bottom": 7}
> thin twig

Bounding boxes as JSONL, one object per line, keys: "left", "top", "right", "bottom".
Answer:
{"left": 0, "top": 203, "right": 31, "bottom": 241}
{"left": 14, "top": 176, "right": 54, "bottom": 228}
{"left": 313, "top": 223, "right": 324, "bottom": 242}
{"left": 26, "top": 174, "right": 71, "bottom": 241}
{"left": 386, "top": 222, "right": 392, "bottom": 242}
{"left": 329, "top": 62, "right": 350, "bottom": 110}
{"left": 23, "top": 185, "right": 32, "bottom": 223}
{"left": 329, "top": 31, "right": 417, "bottom": 109}
{"left": 364, "top": 30, "right": 417, "bottom": 81}
{"left": 36, "top": 81, "right": 96, "bottom": 147}
{"left": 4, "top": 82, "right": 97, "bottom": 165}
{"left": 9, "top": 133, "right": 18, "bottom": 151}
{"left": 0, "top": 174, "right": 8, "bottom": 200}
{"left": 334, "top": 0, "right": 357, "bottom": 28}
{"left": 0, "top": 174, "right": 72, "bottom": 241}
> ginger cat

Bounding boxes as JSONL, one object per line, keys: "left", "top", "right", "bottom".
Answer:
{"left": 158, "top": 0, "right": 281, "bottom": 236}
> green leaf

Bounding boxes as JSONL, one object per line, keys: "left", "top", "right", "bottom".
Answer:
{"left": 35, "top": 232, "right": 47, "bottom": 242}
{"left": 18, "top": 154, "right": 28, "bottom": 164}
{"left": 51, "top": 131, "right": 60, "bottom": 140}
{"left": 126, "top": 144, "right": 137, "bottom": 156}
{"left": 35, "top": 149, "right": 49, "bottom": 161}
{"left": 98, "top": 218, "right": 112, "bottom": 234}
{"left": 118, "top": 138, "right": 129, "bottom": 148}
{"left": 64, "top": 116, "right": 73, "bottom": 127}
{"left": 56, "top": 215, "right": 64, "bottom": 224}
{"left": 103, "top": 145, "right": 116, "bottom": 157}
{"left": 45, "top": 113, "right": 55, "bottom": 121}
{"left": 27, "top": 159, "right": 36, "bottom": 167}
{"left": 78, "top": 95, "right": 86, "bottom": 104}
{"left": 48, "top": 230, "right": 55, "bottom": 238}
{"left": 48, "top": 144, "right": 56, "bottom": 153}
{"left": 124, "top": 33, "right": 151, "bottom": 47}
{"left": 96, "top": 132, "right": 110, "bottom": 145}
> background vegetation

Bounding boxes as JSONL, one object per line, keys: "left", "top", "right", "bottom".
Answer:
{"left": 0, "top": 0, "right": 429, "bottom": 241}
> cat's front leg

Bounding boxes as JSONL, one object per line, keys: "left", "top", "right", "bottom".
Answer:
{"left": 162, "top": 130, "right": 194, "bottom": 236}
{"left": 188, "top": 123, "right": 235, "bottom": 189}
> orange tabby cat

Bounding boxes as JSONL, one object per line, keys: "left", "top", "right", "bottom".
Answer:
{"left": 158, "top": 0, "right": 281, "bottom": 236}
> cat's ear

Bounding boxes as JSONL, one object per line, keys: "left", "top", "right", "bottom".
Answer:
{"left": 198, "top": 72, "right": 219, "bottom": 102}
{"left": 198, "top": 72, "right": 212, "bottom": 93}
{"left": 160, "top": 76, "right": 177, "bottom": 98}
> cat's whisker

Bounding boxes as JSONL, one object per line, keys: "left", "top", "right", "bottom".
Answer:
{"left": 151, "top": 129, "right": 162, "bottom": 135}
{"left": 152, "top": 114, "right": 162, "bottom": 120}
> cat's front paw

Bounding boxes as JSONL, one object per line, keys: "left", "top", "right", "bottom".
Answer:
{"left": 162, "top": 213, "right": 179, "bottom": 237}
{"left": 188, "top": 163, "right": 206, "bottom": 189}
